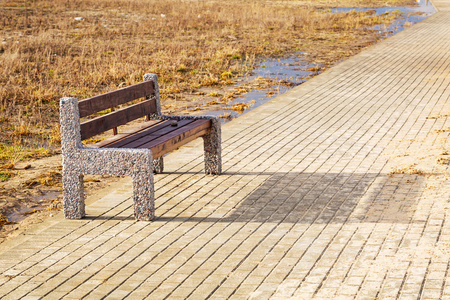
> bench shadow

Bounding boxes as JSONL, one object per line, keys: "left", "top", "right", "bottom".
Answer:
{"left": 153, "top": 172, "right": 425, "bottom": 224}
{"left": 158, "top": 171, "right": 268, "bottom": 175}
{"left": 83, "top": 215, "right": 134, "bottom": 221}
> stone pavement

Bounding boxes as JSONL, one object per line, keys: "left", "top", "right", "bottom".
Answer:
{"left": 1, "top": 0, "right": 449, "bottom": 299}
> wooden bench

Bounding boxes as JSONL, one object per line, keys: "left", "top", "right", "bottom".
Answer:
{"left": 59, "top": 73, "right": 221, "bottom": 221}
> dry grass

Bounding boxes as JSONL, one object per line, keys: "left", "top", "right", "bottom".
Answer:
{"left": 390, "top": 166, "right": 425, "bottom": 175}
{"left": 285, "top": 0, "right": 414, "bottom": 8}
{"left": 0, "top": 0, "right": 415, "bottom": 166}
{"left": 0, "top": 144, "right": 52, "bottom": 169}
{"left": 0, "top": 212, "right": 13, "bottom": 226}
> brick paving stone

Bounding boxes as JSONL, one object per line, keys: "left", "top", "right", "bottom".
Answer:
{"left": 0, "top": 1, "right": 450, "bottom": 299}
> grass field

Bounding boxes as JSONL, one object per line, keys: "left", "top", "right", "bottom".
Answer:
{"left": 0, "top": 0, "right": 415, "bottom": 169}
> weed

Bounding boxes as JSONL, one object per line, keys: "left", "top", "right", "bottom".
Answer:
{"left": 82, "top": 137, "right": 105, "bottom": 145}
{"left": 177, "top": 64, "right": 188, "bottom": 73}
{"left": 96, "top": 109, "right": 111, "bottom": 116}
{"left": 230, "top": 103, "right": 251, "bottom": 113}
{"left": 0, "top": 145, "right": 52, "bottom": 167}
{"left": 221, "top": 93, "right": 235, "bottom": 103}
{"left": 218, "top": 112, "right": 232, "bottom": 120}
{"left": 31, "top": 148, "right": 51, "bottom": 159}
{"left": 0, "top": 163, "right": 15, "bottom": 170}
{"left": 0, "top": 172, "right": 12, "bottom": 182}
{"left": 0, "top": 145, "right": 26, "bottom": 166}
{"left": 202, "top": 77, "right": 220, "bottom": 86}
{"left": 24, "top": 170, "right": 61, "bottom": 187}
{"left": 208, "top": 92, "right": 222, "bottom": 97}
{"left": 49, "top": 123, "right": 61, "bottom": 145}
{"left": 0, "top": 213, "right": 14, "bottom": 226}
{"left": 13, "top": 123, "right": 31, "bottom": 136}
{"left": 221, "top": 71, "right": 233, "bottom": 79}
{"left": 206, "top": 100, "right": 218, "bottom": 105}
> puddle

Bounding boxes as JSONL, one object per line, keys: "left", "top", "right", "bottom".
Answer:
{"left": 204, "top": 0, "right": 435, "bottom": 123}
{"left": 331, "top": 0, "right": 435, "bottom": 16}
{"left": 7, "top": 207, "right": 43, "bottom": 223}
{"left": 6, "top": 191, "right": 59, "bottom": 223}
{"left": 330, "top": 0, "right": 436, "bottom": 37}
{"left": 200, "top": 57, "right": 319, "bottom": 121}
{"left": 35, "top": 191, "right": 60, "bottom": 202}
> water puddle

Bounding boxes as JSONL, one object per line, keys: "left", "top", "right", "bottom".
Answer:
{"left": 7, "top": 207, "right": 43, "bottom": 223}
{"left": 201, "top": 57, "right": 319, "bottom": 120}
{"left": 205, "top": 0, "right": 435, "bottom": 123}
{"left": 330, "top": 0, "right": 436, "bottom": 37}
{"left": 35, "top": 191, "right": 60, "bottom": 202}
{"left": 6, "top": 191, "right": 59, "bottom": 223}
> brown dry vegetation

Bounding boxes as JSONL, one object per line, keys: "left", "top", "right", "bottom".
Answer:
{"left": 0, "top": 0, "right": 415, "bottom": 162}
{"left": 283, "top": 0, "right": 414, "bottom": 8}
{"left": 0, "top": 0, "right": 417, "bottom": 240}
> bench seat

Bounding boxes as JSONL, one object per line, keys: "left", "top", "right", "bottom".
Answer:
{"left": 94, "top": 119, "right": 212, "bottom": 158}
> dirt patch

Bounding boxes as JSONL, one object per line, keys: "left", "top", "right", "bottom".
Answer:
{"left": 0, "top": 154, "right": 124, "bottom": 244}
{"left": 386, "top": 114, "right": 450, "bottom": 217}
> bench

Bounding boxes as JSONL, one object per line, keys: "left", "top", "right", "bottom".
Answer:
{"left": 59, "top": 73, "right": 221, "bottom": 221}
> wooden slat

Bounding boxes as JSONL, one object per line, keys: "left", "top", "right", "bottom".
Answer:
{"left": 99, "top": 119, "right": 191, "bottom": 148}
{"left": 93, "top": 120, "right": 164, "bottom": 148}
{"left": 142, "top": 119, "right": 211, "bottom": 158}
{"left": 80, "top": 98, "right": 157, "bottom": 140}
{"left": 97, "top": 119, "right": 212, "bottom": 158}
{"left": 118, "top": 119, "right": 195, "bottom": 149}
{"left": 78, "top": 81, "right": 155, "bottom": 117}
{"left": 150, "top": 128, "right": 210, "bottom": 158}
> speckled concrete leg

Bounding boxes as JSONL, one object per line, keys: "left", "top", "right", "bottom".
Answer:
{"left": 203, "top": 119, "right": 222, "bottom": 175}
{"left": 62, "top": 172, "right": 85, "bottom": 219}
{"left": 153, "top": 157, "right": 164, "bottom": 174}
{"left": 132, "top": 171, "right": 155, "bottom": 221}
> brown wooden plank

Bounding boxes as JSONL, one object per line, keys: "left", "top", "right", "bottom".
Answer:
{"left": 99, "top": 119, "right": 188, "bottom": 148}
{"left": 141, "top": 119, "right": 211, "bottom": 157}
{"left": 78, "top": 81, "right": 155, "bottom": 117}
{"left": 80, "top": 98, "right": 157, "bottom": 140}
{"left": 117, "top": 119, "right": 195, "bottom": 149}
{"left": 151, "top": 128, "right": 210, "bottom": 158}
{"left": 93, "top": 120, "right": 164, "bottom": 148}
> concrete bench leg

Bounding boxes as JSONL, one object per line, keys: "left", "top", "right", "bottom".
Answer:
{"left": 62, "top": 172, "right": 85, "bottom": 219}
{"left": 203, "top": 119, "right": 222, "bottom": 175}
{"left": 153, "top": 157, "right": 164, "bottom": 174}
{"left": 132, "top": 171, "right": 155, "bottom": 221}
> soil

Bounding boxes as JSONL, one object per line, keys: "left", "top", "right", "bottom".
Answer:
{"left": 0, "top": 153, "right": 126, "bottom": 244}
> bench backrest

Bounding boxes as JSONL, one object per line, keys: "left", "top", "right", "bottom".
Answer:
{"left": 79, "top": 80, "right": 157, "bottom": 140}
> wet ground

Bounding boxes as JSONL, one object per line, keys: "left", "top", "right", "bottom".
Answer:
{"left": 203, "top": 0, "right": 436, "bottom": 122}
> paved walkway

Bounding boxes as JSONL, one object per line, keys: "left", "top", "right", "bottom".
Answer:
{"left": 1, "top": 1, "right": 449, "bottom": 299}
